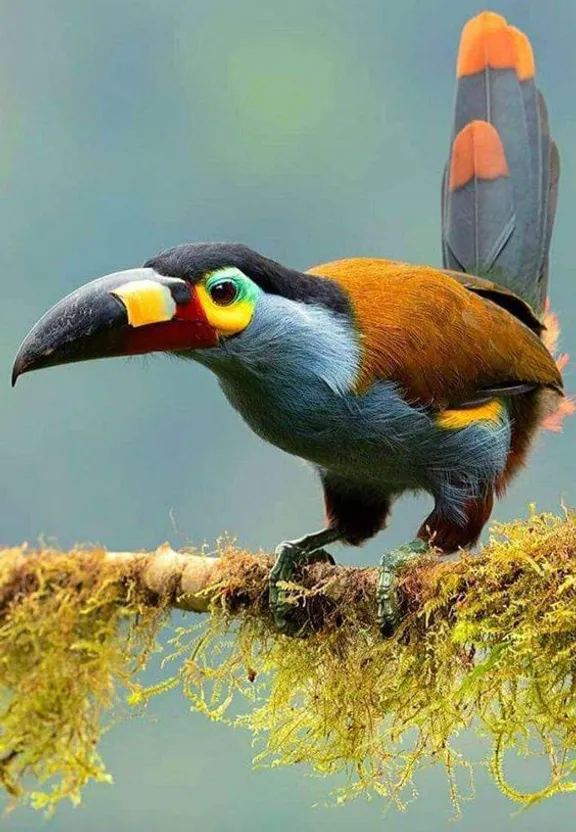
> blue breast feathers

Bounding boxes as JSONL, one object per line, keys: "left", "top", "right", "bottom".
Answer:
{"left": 192, "top": 293, "right": 511, "bottom": 512}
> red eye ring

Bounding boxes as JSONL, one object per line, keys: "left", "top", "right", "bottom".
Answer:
{"left": 208, "top": 279, "right": 238, "bottom": 306}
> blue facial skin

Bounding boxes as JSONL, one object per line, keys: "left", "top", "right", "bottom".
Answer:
{"left": 189, "top": 290, "right": 511, "bottom": 523}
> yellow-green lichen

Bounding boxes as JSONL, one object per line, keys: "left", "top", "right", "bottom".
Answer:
{"left": 146, "top": 511, "right": 576, "bottom": 814}
{"left": 2, "top": 511, "right": 576, "bottom": 815}
{"left": 0, "top": 548, "right": 166, "bottom": 813}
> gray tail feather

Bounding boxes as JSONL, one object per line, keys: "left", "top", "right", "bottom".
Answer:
{"left": 441, "top": 12, "right": 559, "bottom": 315}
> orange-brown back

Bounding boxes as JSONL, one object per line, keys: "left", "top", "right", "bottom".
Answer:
{"left": 307, "top": 258, "right": 562, "bottom": 409}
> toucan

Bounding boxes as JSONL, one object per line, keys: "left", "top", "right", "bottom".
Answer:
{"left": 12, "top": 12, "right": 569, "bottom": 636}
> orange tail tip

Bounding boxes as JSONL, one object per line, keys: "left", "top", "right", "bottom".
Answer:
{"left": 508, "top": 26, "right": 536, "bottom": 81}
{"left": 457, "top": 11, "right": 535, "bottom": 80}
{"left": 449, "top": 120, "right": 509, "bottom": 190}
{"left": 542, "top": 303, "right": 575, "bottom": 432}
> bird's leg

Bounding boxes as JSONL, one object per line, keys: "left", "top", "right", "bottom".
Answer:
{"left": 377, "top": 538, "right": 430, "bottom": 638}
{"left": 269, "top": 527, "right": 341, "bottom": 634}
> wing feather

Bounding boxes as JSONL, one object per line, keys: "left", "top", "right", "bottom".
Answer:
{"left": 308, "top": 258, "right": 563, "bottom": 409}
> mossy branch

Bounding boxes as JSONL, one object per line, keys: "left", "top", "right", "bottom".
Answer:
{"left": 1, "top": 510, "right": 576, "bottom": 815}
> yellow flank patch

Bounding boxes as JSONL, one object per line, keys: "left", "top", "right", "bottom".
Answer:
{"left": 437, "top": 399, "right": 504, "bottom": 430}
{"left": 111, "top": 280, "right": 176, "bottom": 328}
{"left": 196, "top": 284, "right": 253, "bottom": 335}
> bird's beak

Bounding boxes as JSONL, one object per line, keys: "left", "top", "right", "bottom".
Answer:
{"left": 12, "top": 267, "right": 218, "bottom": 385}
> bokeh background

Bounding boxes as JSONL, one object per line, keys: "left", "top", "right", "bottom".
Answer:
{"left": 1, "top": 0, "right": 575, "bottom": 828}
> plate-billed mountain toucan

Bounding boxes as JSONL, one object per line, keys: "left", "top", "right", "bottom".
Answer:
{"left": 12, "top": 12, "right": 571, "bottom": 636}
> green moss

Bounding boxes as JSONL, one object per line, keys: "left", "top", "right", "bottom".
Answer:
{"left": 0, "top": 548, "right": 166, "bottom": 813}
{"left": 2, "top": 511, "right": 576, "bottom": 815}
{"left": 151, "top": 511, "right": 576, "bottom": 814}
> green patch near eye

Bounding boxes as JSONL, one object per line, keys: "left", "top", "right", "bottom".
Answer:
{"left": 205, "top": 268, "right": 261, "bottom": 306}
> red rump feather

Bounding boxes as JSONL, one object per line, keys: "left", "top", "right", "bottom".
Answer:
{"left": 542, "top": 301, "right": 575, "bottom": 432}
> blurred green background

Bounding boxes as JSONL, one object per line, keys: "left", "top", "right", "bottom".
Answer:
{"left": 1, "top": 0, "right": 575, "bottom": 828}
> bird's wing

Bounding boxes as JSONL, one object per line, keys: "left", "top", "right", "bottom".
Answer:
{"left": 307, "top": 258, "right": 563, "bottom": 409}
{"left": 440, "top": 269, "right": 544, "bottom": 334}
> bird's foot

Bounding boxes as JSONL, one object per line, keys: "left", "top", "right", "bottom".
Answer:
{"left": 269, "top": 529, "right": 339, "bottom": 636}
{"left": 377, "top": 538, "right": 429, "bottom": 638}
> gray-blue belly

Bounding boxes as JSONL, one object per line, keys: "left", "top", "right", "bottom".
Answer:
{"left": 218, "top": 374, "right": 432, "bottom": 487}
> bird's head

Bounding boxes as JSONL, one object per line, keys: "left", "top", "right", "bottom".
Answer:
{"left": 12, "top": 243, "right": 353, "bottom": 386}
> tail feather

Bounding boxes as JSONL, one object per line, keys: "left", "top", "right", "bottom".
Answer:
{"left": 538, "top": 137, "right": 560, "bottom": 299}
{"left": 442, "top": 11, "right": 559, "bottom": 315}
{"left": 444, "top": 120, "right": 515, "bottom": 273}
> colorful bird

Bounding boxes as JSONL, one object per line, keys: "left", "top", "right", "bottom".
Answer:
{"left": 12, "top": 12, "right": 570, "bottom": 637}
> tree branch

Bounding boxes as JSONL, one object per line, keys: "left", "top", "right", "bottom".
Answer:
{"left": 106, "top": 545, "right": 224, "bottom": 613}
{"left": 1, "top": 511, "right": 576, "bottom": 816}
{"left": 0, "top": 540, "right": 379, "bottom": 627}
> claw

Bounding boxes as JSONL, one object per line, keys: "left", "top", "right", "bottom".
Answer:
{"left": 268, "top": 528, "right": 340, "bottom": 635}
{"left": 269, "top": 542, "right": 305, "bottom": 635}
{"left": 305, "top": 549, "right": 336, "bottom": 567}
{"left": 377, "top": 539, "right": 429, "bottom": 638}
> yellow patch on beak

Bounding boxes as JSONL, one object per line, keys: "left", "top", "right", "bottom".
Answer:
{"left": 111, "top": 280, "right": 176, "bottom": 328}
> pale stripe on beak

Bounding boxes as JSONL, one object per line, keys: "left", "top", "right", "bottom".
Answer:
{"left": 111, "top": 279, "right": 177, "bottom": 327}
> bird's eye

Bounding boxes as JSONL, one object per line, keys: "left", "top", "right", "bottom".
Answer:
{"left": 208, "top": 279, "right": 238, "bottom": 306}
